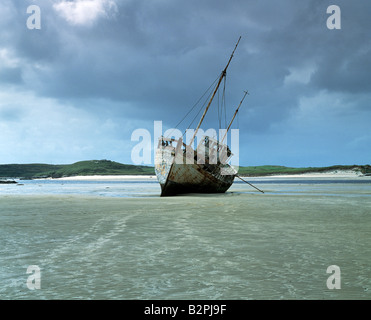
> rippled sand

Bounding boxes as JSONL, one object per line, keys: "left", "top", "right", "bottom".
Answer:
{"left": 1, "top": 186, "right": 370, "bottom": 299}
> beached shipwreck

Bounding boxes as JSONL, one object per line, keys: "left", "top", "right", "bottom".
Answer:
{"left": 155, "top": 135, "right": 237, "bottom": 196}
{"left": 155, "top": 37, "right": 252, "bottom": 196}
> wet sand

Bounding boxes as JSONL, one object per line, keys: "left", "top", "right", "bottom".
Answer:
{"left": 1, "top": 188, "right": 370, "bottom": 300}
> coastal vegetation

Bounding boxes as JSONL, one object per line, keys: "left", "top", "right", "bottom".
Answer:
{"left": 237, "top": 164, "right": 371, "bottom": 177}
{"left": 0, "top": 160, "right": 370, "bottom": 179}
{"left": 0, "top": 160, "right": 153, "bottom": 179}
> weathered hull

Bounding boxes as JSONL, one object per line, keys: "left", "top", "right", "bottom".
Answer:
{"left": 155, "top": 141, "right": 235, "bottom": 196}
{"left": 161, "top": 163, "right": 234, "bottom": 196}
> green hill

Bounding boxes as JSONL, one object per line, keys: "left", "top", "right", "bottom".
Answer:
{"left": 0, "top": 160, "right": 154, "bottom": 178}
{"left": 0, "top": 163, "right": 65, "bottom": 179}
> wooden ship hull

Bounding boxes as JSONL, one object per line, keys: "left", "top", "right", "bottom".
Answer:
{"left": 155, "top": 137, "right": 236, "bottom": 196}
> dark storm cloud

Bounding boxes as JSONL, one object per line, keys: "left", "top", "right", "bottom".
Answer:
{"left": 4, "top": 0, "right": 286, "bottom": 127}
{"left": 4, "top": 1, "right": 371, "bottom": 99}
{"left": 308, "top": 2, "right": 371, "bottom": 94}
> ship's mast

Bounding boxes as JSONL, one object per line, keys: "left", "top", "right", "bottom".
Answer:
{"left": 188, "top": 36, "right": 241, "bottom": 147}
{"left": 220, "top": 90, "right": 248, "bottom": 145}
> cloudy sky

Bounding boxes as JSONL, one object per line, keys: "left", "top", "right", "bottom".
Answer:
{"left": 0, "top": 0, "right": 370, "bottom": 167}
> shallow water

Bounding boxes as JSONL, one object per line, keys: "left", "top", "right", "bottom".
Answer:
{"left": 1, "top": 178, "right": 370, "bottom": 300}
{"left": 0, "top": 179, "right": 161, "bottom": 198}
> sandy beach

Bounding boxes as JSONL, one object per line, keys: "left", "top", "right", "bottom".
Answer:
{"left": 52, "top": 169, "right": 366, "bottom": 181}
{"left": 1, "top": 179, "right": 370, "bottom": 300}
{"left": 54, "top": 175, "right": 157, "bottom": 181}
{"left": 261, "top": 170, "right": 365, "bottom": 179}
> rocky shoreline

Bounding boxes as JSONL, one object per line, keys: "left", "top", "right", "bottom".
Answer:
{"left": 0, "top": 180, "right": 17, "bottom": 184}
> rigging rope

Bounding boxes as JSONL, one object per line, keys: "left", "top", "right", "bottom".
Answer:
{"left": 165, "top": 75, "right": 220, "bottom": 139}
{"left": 222, "top": 76, "right": 227, "bottom": 128}
{"left": 236, "top": 175, "right": 265, "bottom": 193}
{"left": 237, "top": 105, "right": 239, "bottom": 130}
{"left": 217, "top": 83, "right": 221, "bottom": 130}
{"left": 185, "top": 82, "right": 215, "bottom": 132}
